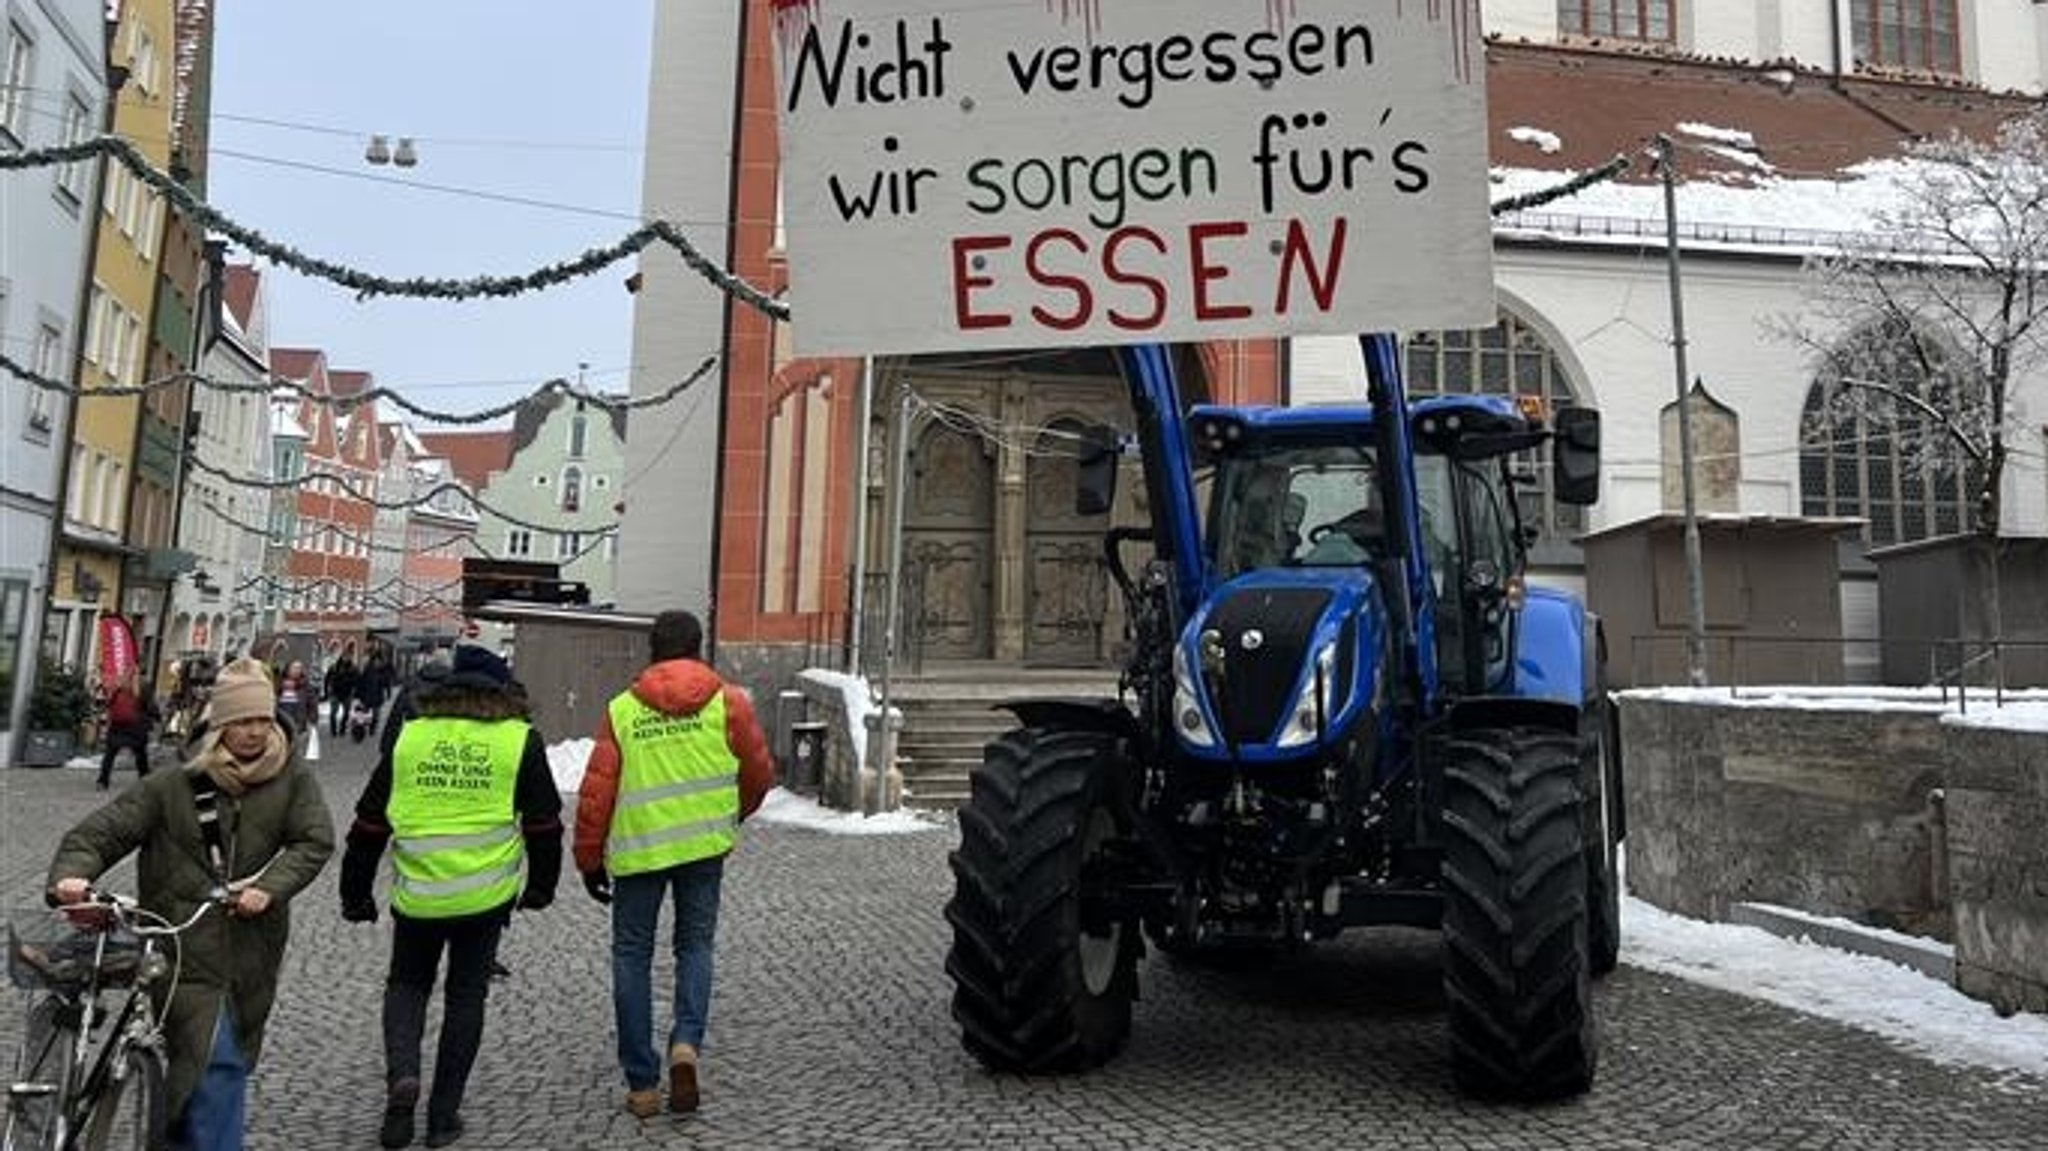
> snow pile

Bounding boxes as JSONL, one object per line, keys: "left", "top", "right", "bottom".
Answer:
{"left": 548, "top": 738, "right": 593, "bottom": 794}
{"left": 750, "top": 786, "right": 943, "bottom": 836}
{"left": 1624, "top": 894, "right": 2048, "bottom": 1077}
{"left": 1507, "top": 125, "right": 1563, "bottom": 154}
{"left": 64, "top": 755, "right": 97, "bottom": 771}
{"left": 797, "top": 668, "right": 892, "bottom": 774}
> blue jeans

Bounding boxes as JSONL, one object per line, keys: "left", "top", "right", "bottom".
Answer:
{"left": 179, "top": 1006, "right": 246, "bottom": 1151}
{"left": 611, "top": 857, "right": 724, "bottom": 1091}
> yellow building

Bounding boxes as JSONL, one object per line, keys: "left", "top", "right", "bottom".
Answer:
{"left": 48, "top": 0, "right": 174, "bottom": 676}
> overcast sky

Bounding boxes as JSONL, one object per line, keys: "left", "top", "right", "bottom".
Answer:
{"left": 208, "top": 2, "right": 656, "bottom": 428}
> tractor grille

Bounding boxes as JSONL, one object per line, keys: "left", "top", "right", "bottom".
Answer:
{"left": 1206, "top": 587, "right": 1332, "bottom": 745}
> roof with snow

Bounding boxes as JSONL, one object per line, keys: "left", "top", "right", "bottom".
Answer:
{"left": 1486, "top": 41, "right": 2036, "bottom": 185}
{"left": 223, "top": 264, "right": 260, "bottom": 332}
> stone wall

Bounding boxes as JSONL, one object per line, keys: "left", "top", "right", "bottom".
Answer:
{"left": 1618, "top": 693, "right": 1951, "bottom": 938}
{"left": 1942, "top": 719, "right": 2048, "bottom": 1013}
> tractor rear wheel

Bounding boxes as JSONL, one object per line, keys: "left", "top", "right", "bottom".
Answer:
{"left": 946, "top": 728, "right": 1139, "bottom": 1072}
{"left": 1440, "top": 726, "right": 1597, "bottom": 1100}
{"left": 1585, "top": 692, "right": 1622, "bottom": 978}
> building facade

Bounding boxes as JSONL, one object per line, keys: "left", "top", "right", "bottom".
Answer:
{"left": 1, "top": 0, "right": 106, "bottom": 753}
{"left": 165, "top": 258, "right": 271, "bottom": 668}
{"left": 266, "top": 349, "right": 379, "bottom": 660}
{"left": 624, "top": 0, "right": 2048, "bottom": 696}
{"left": 51, "top": 0, "right": 176, "bottom": 684}
{"left": 477, "top": 392, "right": 623, "bottom": 608}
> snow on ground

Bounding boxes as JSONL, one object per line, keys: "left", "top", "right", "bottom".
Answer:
{"left": 1507, "top": 125, "right": 1562, "bottom": 154}
{"left": 1944, "top": 699, "right": 2048, "bottom": 733}
{"left": 1622, "top": 684, "right": 2048, "bottom": 713}
{"left": 547, "top": 737, "right": 939, "bottom": 835}
{"left": 1624, "top": 894, "right": 2048, "bottom": 1079}
{"left": 750, "top": 786, "right": 945, "bottom": 836}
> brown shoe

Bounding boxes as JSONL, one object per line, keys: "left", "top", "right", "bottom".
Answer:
{"left": 623, "top": 1089, "right": 661, "bottom": 1119}
{"left": 668, "top": 1044, "right": 699, "bottom": 1114}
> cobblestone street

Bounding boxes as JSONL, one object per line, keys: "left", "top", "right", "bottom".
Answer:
{"left": 4, "top": 732, "right": 2044, "bottom": 1150}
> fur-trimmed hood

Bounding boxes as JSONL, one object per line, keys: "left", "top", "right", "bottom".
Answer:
{"left": 412, "top": 677, "right": 530, "bottom": 723}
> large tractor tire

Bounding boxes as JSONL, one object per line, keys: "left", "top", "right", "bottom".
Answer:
{"left": 945, "top": 728, "right": 1140, "bottom": 1073}
{"left": 1440, "top": 726, "right": 1598, "bottom": 1100}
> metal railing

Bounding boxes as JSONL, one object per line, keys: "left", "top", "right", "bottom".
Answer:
{"left": 1623, "top": 632, "right": 2048, "bottom": 712}
{"left": 856, "top": 567, "right": 926, "bottom": 679}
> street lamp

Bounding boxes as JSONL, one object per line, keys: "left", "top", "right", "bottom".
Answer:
{"left": 364, "top": 135, "right": 419, "bottom": 167}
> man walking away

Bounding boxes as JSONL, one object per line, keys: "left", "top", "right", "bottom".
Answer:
{"left": 339, "top": 645, "right": 561, "bottom": 1148}
{"left": 575, "top": 610, "right": 775, "bottom": 1119}
{"left": 97, "top": 670, "right": 155, "bottom": 790}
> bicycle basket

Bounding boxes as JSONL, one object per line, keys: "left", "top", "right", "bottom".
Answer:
{"left": 7, "top": 909, "right": 144, "bottom": 993}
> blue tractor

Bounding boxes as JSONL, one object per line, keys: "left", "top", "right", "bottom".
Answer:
{"left": 944, "top": 334, "right": 1620, "bottom": 1099}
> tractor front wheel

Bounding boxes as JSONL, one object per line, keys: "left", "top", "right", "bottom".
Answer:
{"left": 945, "top": 728, "right": 1140, "bottom": 1072}
{"left": 1440, "top": 726, "right": 1598, "bottom": 1100}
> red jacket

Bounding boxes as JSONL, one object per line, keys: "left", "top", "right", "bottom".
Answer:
{"left": 573, "top": 659, "right": 776, "bottom": 876}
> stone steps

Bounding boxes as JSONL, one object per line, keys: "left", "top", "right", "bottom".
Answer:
{"left": 889, "top": 671, "right": 1121, "bottom": 810}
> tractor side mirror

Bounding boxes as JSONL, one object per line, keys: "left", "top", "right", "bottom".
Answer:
{"left": 1076, "top": 424, "right": 1121, "bottom": 517}
{"left": 1552, "top": 406, "right": 1601, "bottom": 506}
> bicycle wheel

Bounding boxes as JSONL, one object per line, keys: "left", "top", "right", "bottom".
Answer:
{"left": 3, "top": 997, "right": 75, "bottom": 1151}
{"left": 79, "top": 1046, "right": 164, "bottom": 1151}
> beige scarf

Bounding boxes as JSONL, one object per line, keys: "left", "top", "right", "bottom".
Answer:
{"left": 186, "top": 724, "right": 289, "bottom": 797}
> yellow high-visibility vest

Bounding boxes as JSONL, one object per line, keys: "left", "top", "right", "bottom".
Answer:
{"left": 605, "top": 691, "right": 740, "bottom": 876}
{"left": 388, "top": 717, "right": 527, "bottom": 918}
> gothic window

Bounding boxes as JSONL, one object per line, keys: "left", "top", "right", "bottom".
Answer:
{"left": 561, "top": 465, "right": 583, "bottom": 513}
{"left": 1557, "top": 0, "right": 1673, "bottom": 42}
{"left": 1799, "top": 321, "right": 1975, "bottom": 547}
{"left": 1851, "top": 1, "right": 1959, "bottom": 74}
{"left": 1404, "top": 311, "right": 1583, "bottom": 561}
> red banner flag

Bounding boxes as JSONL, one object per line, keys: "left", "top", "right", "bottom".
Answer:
{"left": 97, "top": 615, "right": 138, "bottom": 689}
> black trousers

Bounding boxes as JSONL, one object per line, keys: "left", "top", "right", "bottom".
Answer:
{"left": 382, "top": 911, "right": 504, "bottom": 1122}
{"left": 97, "top": 727, "right": 151, "bottom": 786}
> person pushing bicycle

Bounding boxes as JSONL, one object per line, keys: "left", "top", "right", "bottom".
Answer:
{"left": 45, "top": 657, "right": 336, "bottom": 1151}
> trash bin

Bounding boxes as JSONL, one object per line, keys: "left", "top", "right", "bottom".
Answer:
{"left": 789, "top": 721, "right": 828, "bottom": 792}
{"left": 773, "top": 690, "right": 806, "bottom": 764}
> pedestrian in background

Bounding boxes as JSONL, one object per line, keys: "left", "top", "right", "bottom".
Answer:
{"left": 275, "top": 660, "right": 313, "bottom": 736}
{"left": 326, "top": 649, "right": 360, "bottom": 737}
{"left": 575, "top": 610, "right": 774, "bottom": 1118}
{"left": 355, "top": 648, "right": 394, "bottom": 738}
{"left": 96, "top": 669, "right": 156, "bottom": 790}
{"left": 340, "top": 644, "right": 561, "bottom": 1149}
{"left": 49, "top": 657, "right": 335, "bottom": 1151}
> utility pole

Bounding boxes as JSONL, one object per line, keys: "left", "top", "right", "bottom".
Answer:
{"left": 847, "top": 356, "right": 875, "bottom": 675}
{"left": 1656, "top": 133, "right": 1710, "bottom": 686}
{"left": 868, "top": 384, "right": 913, "bottom": 814}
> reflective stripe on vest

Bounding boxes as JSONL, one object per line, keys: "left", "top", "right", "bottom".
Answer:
{"left": 605, "top": 689, "right": 740, "bottom": 876}
{"left": 388, "top": 716, "right": 528, "bottom": 918}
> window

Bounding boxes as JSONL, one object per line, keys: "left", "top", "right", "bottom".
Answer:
{"left": 1, "top": 21, "right": 30, "bottom": 143}
{"left": 1799, "top": 321, "right": 1975, "bottom": 546}
{"left": 561, "top": 465, "right": 582, "bottom": 512}
{"left": 1851, "top": 1, "right": 1959, "bottom": 73}
{"left": 56, "top": 91, "right": 91, "bottom": 203}
{"left": 507, "top": 529, "right": 531, "bottom": 557}
{"left": 557, "top": 532, "right": 582, "bottom": 560}
{"left": 568, "top": 414, "right": 588, "bottom": 459}
{"left": 26, "top": 320, "right": 63, "bottom": 435}
{"left": 1557, "top": 0, "right": 1673, "bottom": 42}
{"left": 1405, "top": 311, "right": 1583, "bottom": 559}
{"left": 128, "top": 23, "right": 156, "bottom": 96}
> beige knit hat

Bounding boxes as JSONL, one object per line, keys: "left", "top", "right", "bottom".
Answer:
{"left": 206, "top": 657, "right": 277, "bottom": 727}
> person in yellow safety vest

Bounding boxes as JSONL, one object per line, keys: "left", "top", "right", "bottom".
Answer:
{"left": 573, "top": 610, "right": 775, "bottom": 1120}
{"left": 338, "top": 644, "right": 562, "bottom": 1150}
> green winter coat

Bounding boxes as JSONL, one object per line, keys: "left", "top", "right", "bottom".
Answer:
{"left": 46, "top": 755, "right": 335, "bottom": 1118}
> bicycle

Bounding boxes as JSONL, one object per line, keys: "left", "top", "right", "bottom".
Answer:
{"left": 4, "top": 886, "right": 235, "bottom": 1151}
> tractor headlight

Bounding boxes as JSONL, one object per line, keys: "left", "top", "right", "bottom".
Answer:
{"left": 1275, "top": 641, "right": 1339, "bottom": 749}
{"left": 1172, "top": 643, "right": 1217, "bottom": 748}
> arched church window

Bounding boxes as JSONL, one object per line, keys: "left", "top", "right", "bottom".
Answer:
{"left": 1798, "top": 319, "right": 1975, "bottom": 547}
{"left": 1404, "top": 311, "right": 1583, "bottom": 560}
